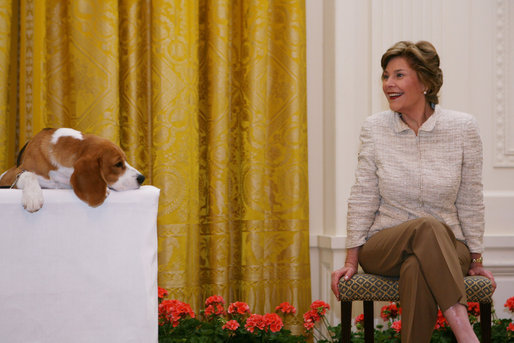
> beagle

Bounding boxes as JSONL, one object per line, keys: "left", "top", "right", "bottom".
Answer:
{"left": 0, "top": 128, "right": 145, "bottom": 212}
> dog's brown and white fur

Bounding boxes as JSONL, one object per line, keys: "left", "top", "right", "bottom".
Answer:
{"left": 0, "top": 128, "right": 145, "bottom": 212}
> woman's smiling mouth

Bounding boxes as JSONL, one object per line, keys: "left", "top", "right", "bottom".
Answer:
{"left": 388, "top": 92, "right": 403, "bottom": 100}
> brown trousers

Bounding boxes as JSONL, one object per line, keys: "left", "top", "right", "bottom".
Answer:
{"left": 359, "top": 217, "right": 471, "bottom": 343}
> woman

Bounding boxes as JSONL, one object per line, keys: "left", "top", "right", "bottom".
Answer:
{"left": 330, "top": 41, "right": 496, "bottom": 343}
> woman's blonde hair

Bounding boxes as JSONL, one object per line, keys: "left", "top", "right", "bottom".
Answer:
{"left": 381, "top": 41, "right": 443, "bottom": 104}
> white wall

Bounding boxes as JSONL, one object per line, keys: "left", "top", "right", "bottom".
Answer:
{"left": 307, "top": 0, "right": 514, "bottom": 322}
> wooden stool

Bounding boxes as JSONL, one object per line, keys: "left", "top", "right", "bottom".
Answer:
{"left": 338, "top": 274, "right": 494, "bottom": 343}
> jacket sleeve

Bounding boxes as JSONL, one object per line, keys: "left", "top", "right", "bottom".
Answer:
{"left": 456, "top": 117, "right": 485, "bottom": 253}
{"left": 346, "top": 119, "right": 381, "bottom": 248}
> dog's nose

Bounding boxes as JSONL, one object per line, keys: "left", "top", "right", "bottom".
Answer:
{"left": 137, "top": 174, "right": 145, "bottom": 185}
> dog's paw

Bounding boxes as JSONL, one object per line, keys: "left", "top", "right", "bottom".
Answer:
{"left": 22, "top": 187, "right": 44, "bottom": 212}
{"left": 18, "top": 172, "right": 44, "bottom": 212}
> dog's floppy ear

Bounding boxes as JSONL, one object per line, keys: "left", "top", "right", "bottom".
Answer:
{"left": 0, "top": 167, "right": 23, "bottom": 187}
{"left": 70, "top": 154, "right": 108, "bottom": 207}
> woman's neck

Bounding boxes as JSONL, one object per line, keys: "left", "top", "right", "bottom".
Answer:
{"left": 399, "top": 103, "right": 434, "bottom": 135}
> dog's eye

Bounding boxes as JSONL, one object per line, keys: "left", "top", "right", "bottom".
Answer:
{"left": 114, "top": 162, "right": 124, "bottom": 168}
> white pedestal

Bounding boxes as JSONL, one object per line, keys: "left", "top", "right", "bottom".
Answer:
{"left": 0, "top": 186, "right": 160, "bottom": 343}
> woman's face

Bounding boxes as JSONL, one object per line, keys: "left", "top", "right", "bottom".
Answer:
{"left": 382, "top": 56, "right": 426, "bottom": 114}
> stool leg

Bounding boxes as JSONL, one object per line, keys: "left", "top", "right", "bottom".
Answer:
{"left": 363, "top": 301, "right": 374, "bottom": 343}
{"left": 479, "top": 302, "right": 491, "bottom": 343}
{"left": 340, "top": 301, "right": 352, "bottom": 343}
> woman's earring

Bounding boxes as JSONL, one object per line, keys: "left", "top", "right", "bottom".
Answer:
{"left": 423, "top": 90, "right": 427, "bottom": 95}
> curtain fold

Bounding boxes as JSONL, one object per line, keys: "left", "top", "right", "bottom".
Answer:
{"left": 0, "top": 0, "right": 16, "bottom": 167}
{"left": 119, "top": 0, "right": 153, "bottom": 182}
{"left": 0, "top": 0, "right": 310, "bottom": 331}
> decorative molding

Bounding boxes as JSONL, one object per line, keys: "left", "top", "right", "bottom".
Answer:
{"left": 310, "top": 234, "right": 514, "bottom": 252}
{"left": 494, "top": 0, "right": 514, "bottom": 167}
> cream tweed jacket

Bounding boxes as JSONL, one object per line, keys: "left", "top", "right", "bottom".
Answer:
{"left": 346, "top": 105, "right": 485, "bottom": 253}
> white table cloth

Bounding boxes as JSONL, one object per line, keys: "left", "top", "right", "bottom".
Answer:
{"left": 0, "top": 186, "right": 160, "bottom": 343}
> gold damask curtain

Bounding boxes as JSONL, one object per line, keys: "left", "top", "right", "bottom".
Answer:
{"left": 0, "top": 0, "right": 310, "bottom": 325}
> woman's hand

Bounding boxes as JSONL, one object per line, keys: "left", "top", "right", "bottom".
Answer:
{"left": 330, "top": 247, "right": 361, "bottom": 300}
{"left": 468, "top": 264, "right": 497, "bottom": 291}
{"left": 331, "top": 264, "right": 358, "bottom": 300}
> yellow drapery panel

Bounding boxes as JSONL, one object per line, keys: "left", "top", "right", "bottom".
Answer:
{"left": 0, "top": 0, "right": 310, "bottom": 330}
{"left": 0, "top": 0, "right": 15, "bottom": 166}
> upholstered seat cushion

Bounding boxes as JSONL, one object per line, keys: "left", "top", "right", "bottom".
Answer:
{"left": 338, "top": 274, "right": 493, "bottom": 303}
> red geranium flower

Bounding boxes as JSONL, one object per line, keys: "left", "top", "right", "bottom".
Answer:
{"left": 504, "top": 297, "right": 514, "bottom": 312}
{"left": 507, "top": 322, "right": 514, "bottom": 332}
{"left": 158, "top": 287, "right": 168, "bottom": 299}
{"left": 467, "top": 302, "right": 480, "bottom": 317}
{"left": 380, "top": 302, "right": 399, "bottom": 321}
{"left": 222, "top": 320, "right": 240, "bottom": 331}
{"left": 228, "top": 301, "right": 251, "bottom": 315}
{"left": 303, "top": 319, "right": 315, "bottom": 331}
{"left": 205, "top": 303, "right": 226, "bottom": 317}
{"left": 275, "top": 302, "right": 297, "bottom": 314}
{"left": 310, "top": 300, "right": 330, "bottom": 316}
{"left": 355, "top": 313, "right": 364, "bottom": 325}
{"left": 392, "top": 320, "right": 401, "bottom": 333}
{"left": 434, "top": 310, "right": 448, "bottom": 330}
{"left": 205, "top": 295, "right": 225, "bottom": 306}
{"left": 203, "top": 295, "right": 226, "bottom": 317}
{"left": 264, "top": 313, "right": 284, "bottom": 332}
{"left": 245, "top": 314, "right": 266, "bottom": 333}
{"left": 158, "top": 299, "right": 195, "bottom": 327}
{"left": 303, "top": 309, "right": 321, "bottom": 331}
